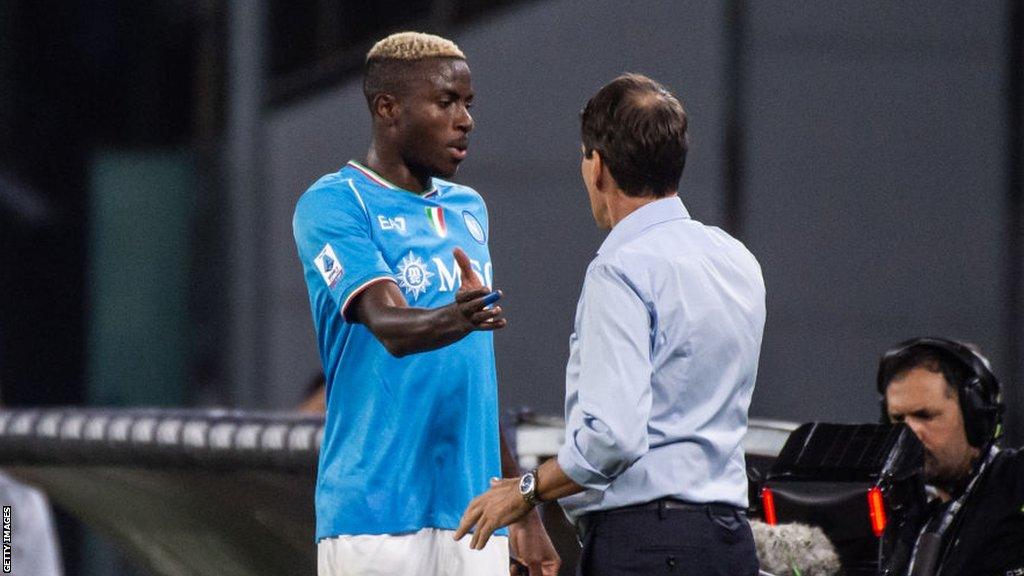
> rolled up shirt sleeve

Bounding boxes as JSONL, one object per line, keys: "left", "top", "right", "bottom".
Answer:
{"left": 557, "top": 262, "right": 654, "bottom": 491}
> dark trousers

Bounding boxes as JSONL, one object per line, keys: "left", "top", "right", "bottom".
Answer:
{"left": 575, "top": 500, "right": 759, "bottom": 576}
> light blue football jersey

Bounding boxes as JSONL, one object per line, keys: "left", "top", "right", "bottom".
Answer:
{"left": 293, "top": 161, "right": 503, "bottom": 540}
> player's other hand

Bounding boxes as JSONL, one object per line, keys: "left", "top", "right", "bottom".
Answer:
{"left": 509, "top": 512, "right": 561, "bottom": 576}
{"left": 453, "top": 247, "right": 506, "bottom": 332}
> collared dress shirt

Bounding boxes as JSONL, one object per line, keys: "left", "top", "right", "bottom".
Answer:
{"left": 557, "top": 196, "right": 766, "bottom": 523}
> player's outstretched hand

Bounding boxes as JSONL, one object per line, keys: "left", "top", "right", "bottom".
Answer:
{"left": 453, "top": 247, "right": 506, "bottom": 331}
{"left": 454, "top": 247, "right": 484, "bottom": 291}
{"left": 454, "top": 287, "right": 506, "bottom": 331}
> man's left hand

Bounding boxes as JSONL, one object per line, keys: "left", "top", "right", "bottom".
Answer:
{"left": 509, "top": 510, "right": 561, "bottom": 576}
{"left": 455, "top": 477, "right": 533, "bottom": 551}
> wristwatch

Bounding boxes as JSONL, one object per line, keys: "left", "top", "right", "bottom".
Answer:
{"left": 519, "top": 468, "right": 543, "bottom": 507}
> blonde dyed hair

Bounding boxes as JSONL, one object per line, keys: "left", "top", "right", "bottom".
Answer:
{"left": 366, "top": 32, "right": 464, "bottom": 62}
{"left": 362, "top": 32, "right": 467, "bottom": 110}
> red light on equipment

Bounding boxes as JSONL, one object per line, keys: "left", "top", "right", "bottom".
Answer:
{"left": 760, "top": 487, "right": 777, "bottom": 525}
{"left": 867, "top": 486, "right": 887, "bottom": 537}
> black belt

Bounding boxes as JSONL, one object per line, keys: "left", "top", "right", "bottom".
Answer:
{"left": 576, "top": 498, "right": 744, "bottom": 541}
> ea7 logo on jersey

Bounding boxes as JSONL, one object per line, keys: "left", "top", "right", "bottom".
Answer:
{"left": 314, "top": 244, "right": 344, "bottom": 288}
{"left": 378, "top": 215, "right": 406, "bottom": 233}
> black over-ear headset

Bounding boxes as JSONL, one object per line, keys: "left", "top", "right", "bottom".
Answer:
{"left": 876, "top": 337, "right": 1004, "bottom": 448}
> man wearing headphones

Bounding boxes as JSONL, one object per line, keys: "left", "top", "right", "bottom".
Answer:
{"left": 877, "top": 337, "right": 1024, "bottom": 576}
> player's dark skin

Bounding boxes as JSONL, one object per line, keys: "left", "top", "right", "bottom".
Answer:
{"left": 366, "top": 57, "right": 473, "bottom": 194}
{"left": 349, "top": 248, "right": 505, "bottom": 357}
{"left": 347, "top": 56, "right": 560, "bottom": 576}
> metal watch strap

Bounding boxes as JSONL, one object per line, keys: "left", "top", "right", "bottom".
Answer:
{"left": 523, "top": 468, "right": 543, "bottom": 507}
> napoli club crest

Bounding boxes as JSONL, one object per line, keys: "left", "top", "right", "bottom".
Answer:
{"left": 463, "top": 211, "right": 486, "bottom": 244}
{"left": 396, "top": 251, "right": 433, "bottom": 300}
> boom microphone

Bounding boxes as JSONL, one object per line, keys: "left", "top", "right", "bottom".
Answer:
{"left": 750, "top": 519, "right": 842, "bottom": 576}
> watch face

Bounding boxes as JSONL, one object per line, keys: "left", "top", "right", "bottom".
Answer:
{"left": 519, "top": 473, "right": 535, "bottom": 495}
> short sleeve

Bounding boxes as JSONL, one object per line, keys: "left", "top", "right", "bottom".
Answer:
{"left": 293, "top": 180, "right": 395, "bottom": 319}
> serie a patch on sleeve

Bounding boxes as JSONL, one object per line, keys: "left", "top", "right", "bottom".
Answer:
{"left": 315, "top": 243, "right": 344, "bottom": 288}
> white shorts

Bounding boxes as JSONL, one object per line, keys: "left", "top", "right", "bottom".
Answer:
{"left": 317, "top": 528, "right": 509, "bottom": 576}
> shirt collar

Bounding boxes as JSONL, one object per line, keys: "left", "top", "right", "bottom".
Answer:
{"left": 597, "top": 196, "right": 690, "bottom": 256}
{"left": 347, "top": 161, "right": 439, "bottom": 197}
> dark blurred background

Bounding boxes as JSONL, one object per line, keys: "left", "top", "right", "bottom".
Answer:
{"left": 0, "top": 1, "right": 1021, "bottom": 574}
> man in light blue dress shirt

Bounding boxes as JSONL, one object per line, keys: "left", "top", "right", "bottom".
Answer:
{"left": 457, "top": 74, "right": 766, "bottom": 575}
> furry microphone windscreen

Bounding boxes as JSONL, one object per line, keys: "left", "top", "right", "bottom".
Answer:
{"left": 750, "top": 520, "right": 842, "bottom": 576}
